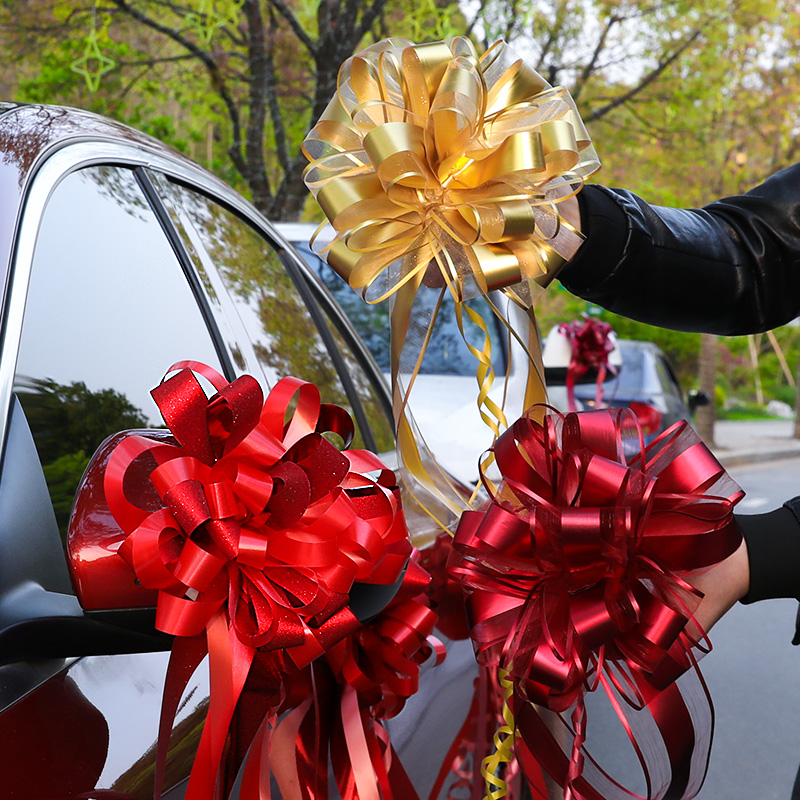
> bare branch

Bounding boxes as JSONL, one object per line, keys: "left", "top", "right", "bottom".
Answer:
{"left": 571, "top": 14, "right": 618, "bottom": 102}
{"left": 465, "top": 0, "right": 490, "bottom": 40}
{"left": 107, "top": 0, "right": 245, "bottom": 173}
{"left": 354, "top": 0, "right": 388, "bottom": 43}
{"left": 267, "top": 0, "right": 317, "bottom": 56}
{"left": 586, "top": 27, "right": 705, "bottom": 122}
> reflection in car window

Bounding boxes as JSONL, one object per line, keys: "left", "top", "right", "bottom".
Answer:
{"left": 157, "top": 182, "right": 381, "bottom": 450}
{"left": 296, "top": 243, "right": 507, "bottom": 376}
{"left": 314, "top": 302, "right": 395, "bottom": 454}
{"left": 14, "top": 166, "right": 224, "bottom": 536}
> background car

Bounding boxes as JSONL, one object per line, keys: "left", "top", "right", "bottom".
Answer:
{"left": 560, "top": 338, "right": 708, "bottom": 444}
{"left": 0, "top": 103, "right": 479, "bottom": 799}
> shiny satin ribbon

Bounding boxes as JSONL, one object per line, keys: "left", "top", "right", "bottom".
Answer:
{"left": 303, "top": 37, "right": 600, "bottom": 529}
{"left": 449, "top": 408, "right": 744, "bottom": 800}
{"left": 269, "top": 552, "right": 444, "bottom": 800}
{"left": 102, "top": 361, "right": 411, "bottom": 800}
{"left": 559, "top": 317, "right": 617, "bottom": 412}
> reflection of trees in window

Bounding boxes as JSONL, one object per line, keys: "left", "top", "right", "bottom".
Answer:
{"left": 78, "top": 165, "right": 150, "bottom": 223}
{"left": 15, "top": 377, "right": 148, "bottom": 537}
{"left": 172, "top": 193, "right": 352, "bottom": 406}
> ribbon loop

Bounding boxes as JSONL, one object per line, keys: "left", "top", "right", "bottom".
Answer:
{"left": 450, "top": 406, "right": 744, "bottom": 800}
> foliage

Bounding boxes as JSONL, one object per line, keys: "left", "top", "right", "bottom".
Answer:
{"left": 2, "top": 0, "right": 800, "bottom": 409}
{"left": 16, "top": 377, "right": 148, "bottom": 535}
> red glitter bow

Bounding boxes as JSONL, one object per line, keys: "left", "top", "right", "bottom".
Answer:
{"left": 103, "top": 361, "right": 410, "bottom": 800}
{"left": 559, "top": 317, "right": 617, "bottom": 412}
{"left": 450, "top": 408, "right": 743, "bottom": 800}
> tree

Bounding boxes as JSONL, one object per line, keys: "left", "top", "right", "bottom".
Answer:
{"left": 1, "top": 0, "right": 452, "bottom": 220}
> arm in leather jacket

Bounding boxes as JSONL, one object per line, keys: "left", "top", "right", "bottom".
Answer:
{"left": 557, "top": 164, "right": 800, "bottom": 611}
{"left": 558, "top": 162, "right": 800, "bottom": 335}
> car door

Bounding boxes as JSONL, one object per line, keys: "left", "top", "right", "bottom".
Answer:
{"left": 0, "top": 123, "right": 395, "bottom": 798}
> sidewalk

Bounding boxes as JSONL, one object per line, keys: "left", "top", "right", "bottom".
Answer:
{"left": 708, "top": 419, "right": 800, "bottom": 467}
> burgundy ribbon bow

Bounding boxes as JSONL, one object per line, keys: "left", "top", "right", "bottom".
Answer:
{"left": 103, "top": 361, "right": 410, "bottom": 800}
{"left": 559, "top": 317, "right": 616, "bottom": 412}
{"left": 450, "top": 408, "right": 743, "bottom": 800}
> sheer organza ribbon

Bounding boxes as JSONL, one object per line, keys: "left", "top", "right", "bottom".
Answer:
{"left": 559, "top": 317, "right": 617, "bottom": 412}
{"left": 270, "top": 551, "right": 444, "bottom": 800}
{"left": 449, "top": 408, "right": 744, "bottom": 800}
{"left": 303, "top": 37, "right": 600, "bottom": 528}
{"left": 103, "top": 361, "right": 410, "bottom": 800}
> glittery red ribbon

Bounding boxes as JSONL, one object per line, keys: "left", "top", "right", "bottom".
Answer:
{"left": 269, "top": 552, "right": 444, "bottom": 800}
{"left": 449, "top": 408, "right": 743, "bottom": 800}
{"left": 559, "top": 317, "right": 616, "bottom": 412}
{"left": 103, "top": 361, "right": 410, "bottom": 800}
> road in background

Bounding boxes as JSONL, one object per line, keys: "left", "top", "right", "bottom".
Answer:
{"left": 698, "top": 456, "right": 800, "bottom": 799}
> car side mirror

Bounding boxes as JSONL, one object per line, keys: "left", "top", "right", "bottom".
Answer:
{"left": 0, "top": 403, "right": 169, "bottom": 666}
{"left": 687, "top": 389, "right": 710, "bottom": 414}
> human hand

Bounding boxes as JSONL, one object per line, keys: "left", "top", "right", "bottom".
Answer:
{"left": 686, "top": 536, "right": 750, "bottom": 633}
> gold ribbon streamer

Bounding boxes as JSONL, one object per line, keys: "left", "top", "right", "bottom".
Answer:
{"left": 481, "top": 667, "right": 517, "bottom": 800}
{"left": 303, "top": 37, "right": 599, "bottom": 536}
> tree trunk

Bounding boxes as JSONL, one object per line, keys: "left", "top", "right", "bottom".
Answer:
{"left": 696, "top": 333, "right": 717, "bottom": 446}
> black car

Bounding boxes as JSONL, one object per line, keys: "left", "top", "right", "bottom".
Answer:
{"left": 0, "top": 102, "right": 479, "bottom": 799}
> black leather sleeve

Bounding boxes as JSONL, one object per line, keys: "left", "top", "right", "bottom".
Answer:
{"left": 737, "top": 504, "right": 800, "bottom": 604}
{"left": 558, "top": 163, "right": 800, "bottom": 335}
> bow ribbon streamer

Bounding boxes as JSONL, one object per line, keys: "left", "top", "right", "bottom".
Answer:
{"left": 102, "top": 361, "right": 411, "bottom": 800}
{"left": 269, "top": 552, "right": 445, "bottom": 800}
{"left": 449, "top": 408, "right": 744, "bottom": 800}
{"left": 303, "top": 37, "right": 600, "bottom": 531}
{"left": 303, "top": 37, "right": 598, "bottom": 302}
{"left": 558, "top": 317, "right": 617, "bottom": 412}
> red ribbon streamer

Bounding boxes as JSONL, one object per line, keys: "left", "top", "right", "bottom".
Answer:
{"left": 449, "top": 408, "right": 743, "bottom": 800}
{"left": 102, "top": 362, "right": 410, "bottom": 800}
{"left": 271, "top": 552, "right": 445, "bottom": 800}
{"left": 559, "top": 317, "right": 617, "bottom": 412}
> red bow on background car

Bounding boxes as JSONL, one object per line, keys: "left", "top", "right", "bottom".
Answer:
{"left": 450, "top": 408, "right": 743, "bottom": 800}
{"left": 102, "top": 361, "right": 411, "bottom": 800}
{"left": 559, "top": 316, "right": 617, "bottom": 412}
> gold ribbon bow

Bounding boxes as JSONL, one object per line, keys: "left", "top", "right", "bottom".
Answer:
{"left": 303, "top": 37, "right": 599, "bottom": 535}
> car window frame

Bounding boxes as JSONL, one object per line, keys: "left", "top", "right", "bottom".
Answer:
{"left": 153, "top": 173, "right": 395, "bottom": 453}
{"left": 0, "top": 140, "right": 395, "bottom": 467}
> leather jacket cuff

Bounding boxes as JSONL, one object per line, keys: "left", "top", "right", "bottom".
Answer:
{"left": 558, "top": 185, "right": 630, "bottom": 294}
{"left": 738, "top": 501, "right": 800, "bottom": 604}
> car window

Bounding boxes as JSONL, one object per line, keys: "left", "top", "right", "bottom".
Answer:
{"left": 156, "top": 181, "right": 378, "bottom": 451}
{"left": 293, "top": 243, "right": 507, "bottom": 376}
{"left": 14, "top": 165, "right": 224, "bottom": 537}
{"left": 313, "top": 301, "right": 395, "bottom": 454}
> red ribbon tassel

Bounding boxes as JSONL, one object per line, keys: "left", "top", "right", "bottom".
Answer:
{"left": 449, "top": 408, "right": 743, "bottom": 800}
{"left": 103, "top": 362, "right": 410, "bottom": 800}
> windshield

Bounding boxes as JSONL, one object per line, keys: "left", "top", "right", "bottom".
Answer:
{"left": 293, "top": 243, "right": 506, "bottom": 376}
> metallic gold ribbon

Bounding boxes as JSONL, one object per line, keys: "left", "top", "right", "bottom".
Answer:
{"left": 303, "top": 37, "right": 599, "bottom": 528}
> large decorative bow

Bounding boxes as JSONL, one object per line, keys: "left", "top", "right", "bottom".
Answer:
{"left": 103, "top": 361, "right": 410, "bottom": 800}
{"left": 450, "top": 408, "right": 743, "bottom": 800}
{"left": 303, "top": 37, "right": 600, "bottom": 528}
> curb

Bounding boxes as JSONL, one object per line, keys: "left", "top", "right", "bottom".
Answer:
{"left": 713, "top": 446, "right": 800, "bottom": 469}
